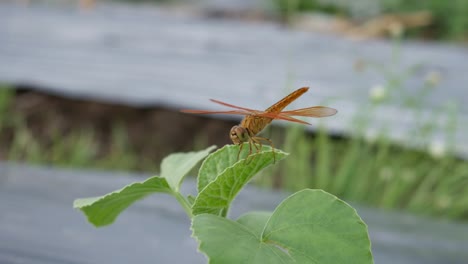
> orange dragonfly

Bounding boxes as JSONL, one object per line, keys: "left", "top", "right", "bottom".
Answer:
{"left": 181, "top": 87, "right": 337, "bottom": 161}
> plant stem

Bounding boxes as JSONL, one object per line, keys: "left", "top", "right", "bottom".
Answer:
{"left": 173, "top": 192, "right": 193, "bottom": 219}
{"left": 220, "top": 207, "right": 228, "bottom": 218}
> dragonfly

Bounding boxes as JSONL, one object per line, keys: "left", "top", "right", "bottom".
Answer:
{"left": 181, "top": 87, "right": 337, "bottom": 161}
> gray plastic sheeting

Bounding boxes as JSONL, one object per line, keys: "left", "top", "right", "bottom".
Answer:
{"left": 0, "top": 162, "right": 467, "bottom": 264}
{"left": 0, "top": 3, "right": 467, "bottom": 158}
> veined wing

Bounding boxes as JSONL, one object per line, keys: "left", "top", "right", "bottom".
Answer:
{"left": 180, "top": 109, "right": 252, "bottom": 115}
{"left": 281, "top": 106, "right": 337, "bottom": 117}
{"left": 253, "top": 112, "right": 311, "bottom": 124}
{"left": 180, "top": 107, "right": 311, "bottom": 124}
{"left": 251, "top": 106, "right": 337, "bottom": 124}
{"left": 180, "top": 97, "right": 336, "bottom": 124}
{"left": 209, "top": 99, "right": 260, "bottom": 112}
{"left": 180, "top": 99, "right": 263, "bottom": 115}
{"left": 181, "top": 99, "right": 263, "bottom": 115}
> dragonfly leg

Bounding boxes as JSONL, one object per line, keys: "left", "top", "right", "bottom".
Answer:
{"left": 252, "top": 139, "right": 262, "bottom": 154}
{"left": 252, "top": 136, "right": 276, "bottom": 163}
{"left": 237, "top": 142, "right": 244, "bottom": 161}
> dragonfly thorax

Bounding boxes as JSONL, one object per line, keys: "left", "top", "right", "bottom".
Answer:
{"left": 230, "top": 126, "right": 250, "bottom": 144}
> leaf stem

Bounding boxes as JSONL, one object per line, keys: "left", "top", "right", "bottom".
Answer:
{"left": 173, "top": 191, "right": 193, "bottom": 218}
{"left": 220, "top": 207, "right": 228, "bottom": 218}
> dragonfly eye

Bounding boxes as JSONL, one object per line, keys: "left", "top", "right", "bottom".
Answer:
{"left": 230, "top": 125, "right": 250, "bottom": 145}
{"left": 230, "top": 125, "right": 246, "bottom": 144}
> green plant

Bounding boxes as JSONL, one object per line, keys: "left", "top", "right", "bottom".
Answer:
{"left": 268, "top": 120, "right": 468, "bottom": 220}
{"left": 0, "top": 85, "right": 14, "bottom": 128}
{"left": 5, "top": 110, "right": 42, "bottom": 163}
{"left": 381, "top": 0, "right": 468, "bottom": 40}
{"left": 95, "top": 123, "right": 139, "bottom": 170}
{"left": 272, "top": 0, "right": 347, "bottom": 24}
{"left": 271, "top": 0, "right": 468, "bottom": 40}
{"left": 49, "top": 127, "right": 97, "bottom": 167}
{"left": 74, "top": 145, "right": 373, "bottom": 263}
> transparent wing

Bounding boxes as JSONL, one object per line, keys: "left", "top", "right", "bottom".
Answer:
{"left": 181, "top": 99, "right": 336, "bottom": 124}
{"left": 180, "top": 109, "right": 252, "bottom": 115}
{"left": 181, "top": 99, "right": 261, "bottom": 116}
{"left": 209, "top": 99, "right": 258, "bottom": 112}
{"left": 254, "top": 106, "right": 337, "bottom": 124}
{"left": 255, "top": 112, "right": 311, "bottom": 124}
{"left": 281, "top": 106, "right": 337, "bottom": 117}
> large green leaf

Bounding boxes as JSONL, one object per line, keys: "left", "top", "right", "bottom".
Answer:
{"left": 236, "top": 211, "right": 272, "bottom": 237}
{"left": 192, "top": 214, "right": 295, "bottom": 264}
{"left": 162, "top": 145, "right": 216, "bottom": 192}
{"left": 192, "top": 145, "right": 288, "bottom": 216}
{"left": 192, "top": 189, "right": 373, "bottom": 264}
{"left": 73, "top": 176, "right": 171, "bottom": 227}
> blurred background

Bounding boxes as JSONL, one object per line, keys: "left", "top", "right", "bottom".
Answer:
{"left": 0, "top": 0, "right": 467, "bottom": 263}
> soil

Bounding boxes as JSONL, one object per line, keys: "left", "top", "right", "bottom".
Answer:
{"left": 1, "top": 87, "right": 240, "bottom": 169}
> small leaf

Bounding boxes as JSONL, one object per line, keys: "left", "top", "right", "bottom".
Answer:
{"left": 192, "top": 189, "right": 373, "bottom": 264}
{"left": 74, "top": 176, "right": 171, "bottom": 227}
{"left": 74, "top": 147, "right": 215, "bottom": 227}
{"left": 192, "top": 147, "right": 288, "bottom": 216}
{"left": 197, "top": 144, "right": 246, "bottom": 192}
{"left": 162, "top": 145, "right": 216, "bottom": 192}
{"left": 197, "top": 144, "right": 279, "bottom": 192}
{"left": 192, "top": 214, "right": 295, "bottom": 264}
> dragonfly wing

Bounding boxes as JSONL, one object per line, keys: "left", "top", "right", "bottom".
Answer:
{"left": 181, "top": 99, "right": 336, "bottom": 124}
{"left": 281, "top": 106, "right": 337, "bottom": 117}
{"left": 181, "top": 98, "right": 261, "bottom": 115}
{"left": 252, "top": 112, "right": 311, "bottom": 125}
{"left": 250, "top": 105, "right": 337, "bottom": 124}
{"left": 210, "top": 99, "right": 259, "bottom": 112}
{"left": 180, "top": 109, "right": 252, "bottom": 115}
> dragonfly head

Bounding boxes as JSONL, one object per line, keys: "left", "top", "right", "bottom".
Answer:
{"left": 230, "top": 126, "right": 249, "bottom": 144}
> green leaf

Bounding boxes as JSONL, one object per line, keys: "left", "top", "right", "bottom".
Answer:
{"left": 73, "top": 176, "right": 171, "bottom": 227}
{"left": 192, "top": 214, "right": 295, "bottom": 264}
{"left": 236, "top": 211, "right": 272, "bottom": 237}
{"left": 197, "top": 144, "right": 246, "bottom": 191}
{"left": 197, "top": 144, "right": 283, "bottom": 191}
{"left": 192, "top": 189, "right": 373, "bottom": 264}
{"left": 162, "top": 145, "right": 216, "bottom": 192}
{"left": 263, "top": 189, "right": 373, "bottom": 264}
{"left": 192, "top": 146, "right": 288, "bottom": 216}
{"left": 74, "top": 146, "right": 216, "bottom": 227}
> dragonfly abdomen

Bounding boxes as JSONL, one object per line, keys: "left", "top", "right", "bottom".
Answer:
{"left": 242, "top": 87, "right": 309, "bottom": 136}
{"left": 264, "top": 87, "right": 309, "bottom": 113}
